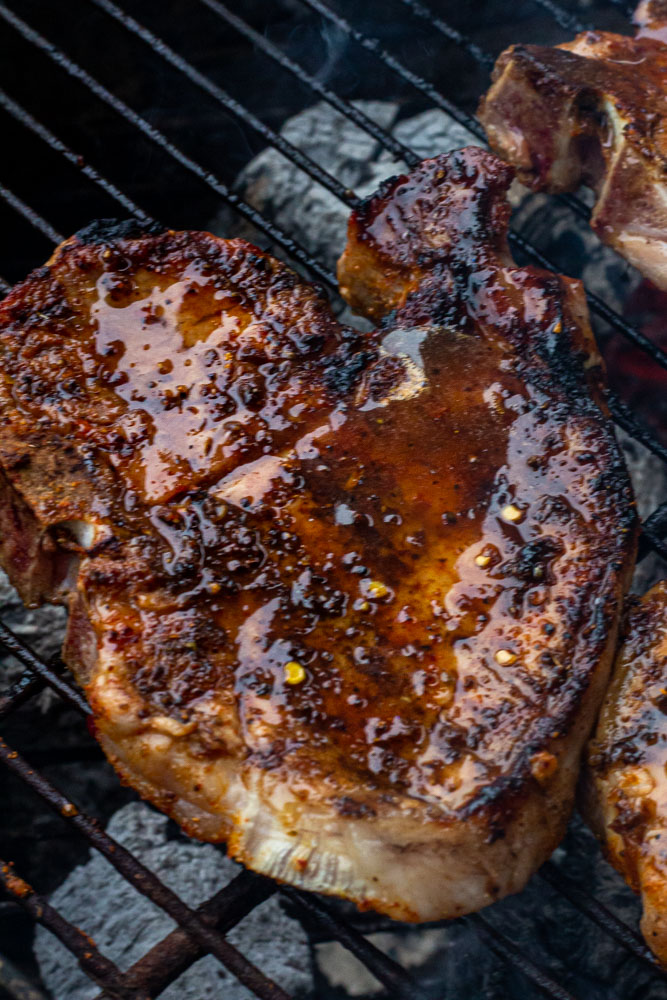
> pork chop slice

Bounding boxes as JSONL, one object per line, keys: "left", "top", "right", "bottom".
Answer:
{"left": 584, "top": 581, "right": 667, "bottom": 964}
{"left": 478, "top": 1, "right": 667, "bottom": 290}
{"left": 0, "top": 149, "right": 637, "bottom": 921}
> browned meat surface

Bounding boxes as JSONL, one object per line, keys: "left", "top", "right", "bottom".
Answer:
{"left": 478, "top": 1, "right": 667, "bottom": 290}
{"left": 0, "top": 149, "right": 637, "bottom": 920}
{"left": 585, "top": 582, "right": 667, "bottom": 964}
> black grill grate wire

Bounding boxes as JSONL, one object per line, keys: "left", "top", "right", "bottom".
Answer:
{"left": 0, "top": 1, "right": 666, "bottom": 998}
{"left": 199, "top": 0, "right": 419, "bottom": 166}
{"left": 0, "top": 180, "right": 64, "bottom": 244}
{"left": 0, "top": 3, "right": 337, "bottom": 290}
{"left": 88, "top": 0, "right": 364, "bottom": 212}
{"left": 528, "top": 0, "right": 591, "bottom": 31}
{"left": 0, "top": 88, "right": 154, "bottom": 226}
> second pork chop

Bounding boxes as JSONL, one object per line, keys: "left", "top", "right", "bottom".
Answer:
{"left": 479, "top": 1, "right": 667, "bottom": 290}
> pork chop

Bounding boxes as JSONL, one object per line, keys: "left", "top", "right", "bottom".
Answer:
{"left": 585, "top": 581, "right": 667, "bottom": 964}
{"left": 0, "top": 148, "right": 637, "bottom": 920}
{"left": 478, "top": 1, "right": 667, "bottom": 290}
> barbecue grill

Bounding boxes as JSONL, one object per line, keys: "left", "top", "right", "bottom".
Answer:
{"left": 1, "top": 2, "right": 666, "bottom": 998}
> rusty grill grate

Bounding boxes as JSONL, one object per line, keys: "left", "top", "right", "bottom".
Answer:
{"left": 0, "top": 1, "right": 666, "bottom": 998}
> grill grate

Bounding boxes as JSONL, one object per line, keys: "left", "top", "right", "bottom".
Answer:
{"left": 0, "top": 2, "right": 666, "bottom": 998}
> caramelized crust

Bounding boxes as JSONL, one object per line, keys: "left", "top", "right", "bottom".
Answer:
{"left": 478, "top": 2, "right": 667, "bottom": 289}
{"left": 585, "top": 582, "right": 667, "bottom": 963}
{"left": 0, "top": 151, "right": 637, "bottom": 920}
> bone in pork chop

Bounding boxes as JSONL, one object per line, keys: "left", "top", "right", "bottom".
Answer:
{"left": 478, "top": 1, "right": 667, "bottom": 291}
{"left": 585, "top": 581, "right": 667, "bottom": 964}
{"left": 0, "top": 149, "right": 637, "bottom": 920}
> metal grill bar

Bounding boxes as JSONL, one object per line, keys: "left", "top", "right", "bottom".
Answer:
{"left": 540, "top": 862, "right": 659, "bottom": 973}
{"left": 0, "top": 622, "right": 88, "bottom": 714}
{"left": 641, "top": 502, "right": 667, "bottom": 562}
{"left": 640, "top": 529, "right": 667, "bottom": 563}
{"left": 282, "top": 887, "right": 424, "bottom": 999}
{"left": 0, "top": 737, "right": 291, "bottom": 1000}
{"left": 646, "top": 500, "right": 667, "bottom": 536}
{"left": 473, "top": 914, "right": 577, "bottom": 1000}
{"left": 90, "top": 871, "right": 277, "bottom": 1000}
{"left": 0, "top": 180, "right": 63, "bottom": 243}
{"left": 299, "top": 0, "right": 485, "bottom": 139}
{"left": 606, "top": 393, "right": 667, "bottom": 466}
{"left": 0, "top": 3, "right": 336, "bottom": 290}
{"left": 0, "top": 89, "right": 154, "bottom": 225}
{"left": 0, "top": 671, "right": 45, "bottom": 720}
{"left": 396, "top": 0, "right": 494, "bottom": 67}
{"left": 87, "top": 0, "right": 363, "bottom": 211}
{"left": 198, "top": 0, "right": 419, "bottom": 167}
{"left": 0, "top": 860, "right": 147, "bottom": 1000}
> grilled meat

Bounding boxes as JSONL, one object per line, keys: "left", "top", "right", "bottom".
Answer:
{"left": 0, "top": 149, "right": 637, "bottom": 920}
{"left": 478, "top": 1, "right": 667, "bottom": 290}
{"left": 585, "top": 581, "right": 667, "bottom": 964}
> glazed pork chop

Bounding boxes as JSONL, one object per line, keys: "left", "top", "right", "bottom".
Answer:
{"left": 585, "top": 582, "right": 667, "bottom": 964}
{"left": 478, "top": 1, "right": 667, "bottom": 290}
{"left": 0, "top": 148, "right": 637, "bottom": 921}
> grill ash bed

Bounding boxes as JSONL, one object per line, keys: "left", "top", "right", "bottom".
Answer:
{"left": 0, "top": 2, "right": 666, "bottom": 998}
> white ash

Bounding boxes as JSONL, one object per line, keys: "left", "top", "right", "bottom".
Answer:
{"left": 34, "top": 802, "right": 312, "bottom": 1000}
